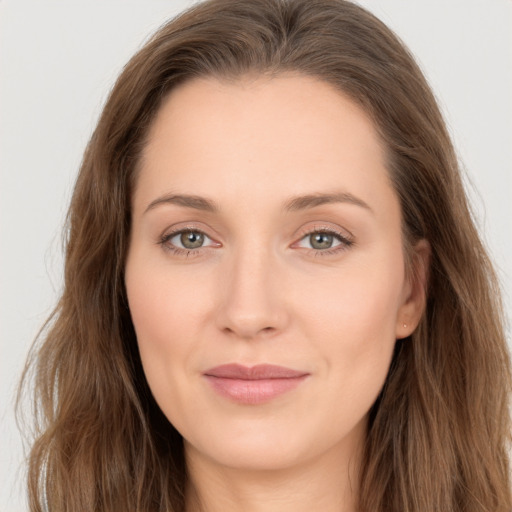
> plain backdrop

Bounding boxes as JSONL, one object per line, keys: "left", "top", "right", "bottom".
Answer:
{"left": 1, "top": 1, "right": 511, "bottom": 510}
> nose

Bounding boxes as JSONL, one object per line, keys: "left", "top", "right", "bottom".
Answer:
{"left": 215, "top": 246, "right": 288, "bottom": 339}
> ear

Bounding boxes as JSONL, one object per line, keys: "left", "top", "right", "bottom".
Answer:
{"left": 395, "top": 239, "right": 430, "bottom": 339}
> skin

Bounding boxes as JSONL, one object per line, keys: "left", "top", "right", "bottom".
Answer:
{"left": 125, "top": 74, "right": 428, "bottom": 512}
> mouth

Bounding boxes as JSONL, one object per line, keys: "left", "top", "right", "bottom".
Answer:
{"left": 203, "top": 363, "right": 309, "bottom": 405}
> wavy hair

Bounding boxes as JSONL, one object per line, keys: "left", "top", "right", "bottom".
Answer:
{"left": 19, "top": 0, "right": 511, "bottom": 510}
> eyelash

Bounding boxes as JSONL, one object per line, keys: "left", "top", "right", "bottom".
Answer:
{"left": 158, "top": 226, "right": 354, "bottom": 258}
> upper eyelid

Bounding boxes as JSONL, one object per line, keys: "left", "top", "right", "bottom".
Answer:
{"left": 161, "top": 223, "right": 216, "bottom": 239}
{"left": 165, "top": 227, "right": 210, "bottom": 237}
{"left": 162, "top": 225, "right": 350, "bottom": 238}
{"left": 296, "top": 224, "right": 353, "bottom": 240}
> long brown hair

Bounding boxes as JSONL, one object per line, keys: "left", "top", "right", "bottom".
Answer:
{"left": 19, "top": 0, "right": 511, "bottom": 510}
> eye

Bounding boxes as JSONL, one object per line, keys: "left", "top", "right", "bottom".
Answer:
{"left": 295, "top": 229, "right": 353, "bottom": 252}
{"left": 162, "top": 229, "right": 217, "bottom": 251}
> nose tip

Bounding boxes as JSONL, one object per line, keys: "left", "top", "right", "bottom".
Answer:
{"left": 217, "top": 289, "right": 285, "bottom": 339}
{"left": 215, "top": 256, "right": 287, "bottom": 340}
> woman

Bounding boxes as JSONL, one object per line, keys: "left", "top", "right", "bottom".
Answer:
{"left": 20, "top": 0, "right": 511, "bottom": 510}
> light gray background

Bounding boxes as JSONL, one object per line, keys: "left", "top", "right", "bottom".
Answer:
{"left": 1, "top": 1, "right": 511, "bottom": 510}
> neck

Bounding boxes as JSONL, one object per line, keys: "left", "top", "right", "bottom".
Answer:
{"left": 184, "top": 440, "right": 362, "bottom": 512}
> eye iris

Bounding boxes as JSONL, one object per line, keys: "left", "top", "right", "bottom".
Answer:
{"left": 180, "top": 231, "right": 204, "bottom": 249}
{"left": 310, "top": 232, "right": 333, "bottom": 250}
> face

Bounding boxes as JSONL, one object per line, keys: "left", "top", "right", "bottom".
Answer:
{"left": 125, "top": 74, "right": 425, "bottom": 473}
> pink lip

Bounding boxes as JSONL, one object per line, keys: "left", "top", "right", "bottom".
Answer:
{"left": 203, "top": 364, "right": 309, "bottom": 405}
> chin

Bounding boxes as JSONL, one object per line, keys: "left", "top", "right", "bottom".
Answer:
{"left": 181, "top": 409, "right": 368, "bottom": 473}
{"left": 185, "top": 436, "right": 310, "bottom": 472}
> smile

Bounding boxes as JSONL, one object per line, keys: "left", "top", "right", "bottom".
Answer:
{"left": 203, "top": 364, "right": 309, "bottom": 405}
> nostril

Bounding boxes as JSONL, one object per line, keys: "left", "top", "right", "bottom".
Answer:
{"left": 221, "top": 324, "right": 277, "bottom": 339}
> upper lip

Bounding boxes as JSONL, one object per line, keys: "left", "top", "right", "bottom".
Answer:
{"left": 204, "top": 364, "right": 309, "bottom": 380}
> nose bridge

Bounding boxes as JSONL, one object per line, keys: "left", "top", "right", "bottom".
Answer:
{"left": 217, "top": 239, "right": 286, "bottom": 338}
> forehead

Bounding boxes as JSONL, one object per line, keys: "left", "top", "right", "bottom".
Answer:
{"left": 136, "top": 74, "right": 396, "bottom": 218}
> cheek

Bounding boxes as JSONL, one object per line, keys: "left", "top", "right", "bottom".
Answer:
{"left": 124, "top": 257, "right": 212, "bottom": 397}
{"left": 126, "top": 248, "right": 215, "bottom": 336}
{"left": 296, "top": 257, "right": 404, "bottom": 395}
{"left": 299, "top": 256, "right": 404, "bottom": 341}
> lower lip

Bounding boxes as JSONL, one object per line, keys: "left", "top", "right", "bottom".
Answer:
{"left": 204, "top": 375, "right": 308, "bottom": 405}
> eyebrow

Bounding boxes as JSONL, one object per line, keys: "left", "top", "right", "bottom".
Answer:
{"left": 144, "top": 191, "right": 372, "bottom": 215}
{"left": 145, "top": 193, "right": 219, "bottom": 214}
{"left": 284, "top": 192, "right": 373, "bottom": 213}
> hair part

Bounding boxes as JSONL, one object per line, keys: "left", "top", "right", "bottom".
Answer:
{"left": 19, "top": 0, "right": 511, "bottom": 510}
